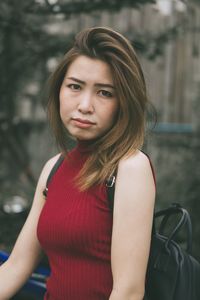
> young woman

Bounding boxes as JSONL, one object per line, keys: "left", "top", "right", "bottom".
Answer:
{"left": 0, "top": 27, "right": 156, "bottom": 300}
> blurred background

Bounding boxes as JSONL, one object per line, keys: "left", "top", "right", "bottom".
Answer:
{"left": 0, "top": 0, "right": 199, "bottom": 268}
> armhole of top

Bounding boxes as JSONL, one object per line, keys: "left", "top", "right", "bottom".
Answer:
{"left": 43, "top": 154, "right": 65, "bottom": 198}
{"left": 141, "top": 150, "right": 156, "bottom": 189}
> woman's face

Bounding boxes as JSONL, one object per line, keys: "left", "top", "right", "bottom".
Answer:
{"left": 59, "top": 55, "right": 119, "bottom": 141}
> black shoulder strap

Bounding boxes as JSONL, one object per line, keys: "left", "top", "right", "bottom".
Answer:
{"left": 106, "top": 175, "right": 116, "bottom": 211}
{"left": 43, "top": 154, "right": 64, "bottom": 198}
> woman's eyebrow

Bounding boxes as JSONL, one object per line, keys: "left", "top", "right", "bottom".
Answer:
{"left": 95, "top": 83, "right": 115, "bottom": 90}
{"left": 67, "top": 77, "right": 115, "bottom": 89}
{"left": 67, "top": 77, "right": 85, "bottom": 84}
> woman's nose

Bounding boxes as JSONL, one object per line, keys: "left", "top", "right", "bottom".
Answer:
{"left": 77, "top": 92, "right": 94, "bottom": 114}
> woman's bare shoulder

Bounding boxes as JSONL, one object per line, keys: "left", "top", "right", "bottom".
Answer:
{"left": 116, "top": 149, "right": 156, "bottom": 196}
{"left": 114, "top": 149, "right": 156, "bottom": 214}
{"left": 118, "top": 149, "right": 150, "bottom": 172}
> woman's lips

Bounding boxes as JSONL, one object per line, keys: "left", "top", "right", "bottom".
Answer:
{"left": 71, "top": 118, "right": 96, "bottom": 128}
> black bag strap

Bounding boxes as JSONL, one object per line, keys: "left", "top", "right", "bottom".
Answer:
{"left": 43, "top": 154, "right": 64, "bottom": 198}
{"left": 106, "top": 175, "right": 116, "bottom": 211}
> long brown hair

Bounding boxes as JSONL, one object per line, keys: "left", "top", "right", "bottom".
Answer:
{"left": 47, "top": 27, "right": 150, "bottom": 190}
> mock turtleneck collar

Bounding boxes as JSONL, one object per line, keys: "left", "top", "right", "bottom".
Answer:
{"left": 76, "top": 139, "right": 96, "bottom": 153}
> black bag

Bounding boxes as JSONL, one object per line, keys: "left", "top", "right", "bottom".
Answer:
{"left": 107, "top": 177, "right": 200, "bottom": 300}
{"left": 144, "top": 205, "right": 200, "bottom": 300}
{"left": 44, "top": 155, "right": 200, "bottom": 300}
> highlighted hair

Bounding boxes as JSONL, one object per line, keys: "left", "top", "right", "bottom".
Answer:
{"left": 47, "top": 27, "right": 151, "bottom": 190}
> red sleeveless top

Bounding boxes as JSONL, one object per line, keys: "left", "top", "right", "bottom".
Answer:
{"left": 37, "top": 144, "right": 156, "bottom": 300}
{"left": 37, "top": 144, "right": 113, "bottom": 300}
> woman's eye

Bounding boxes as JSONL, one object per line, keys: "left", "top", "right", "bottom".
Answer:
{"left": 68, "top": 84, "right": 81, "bottom": 90}
{"left": 99, "top": 90, "right": 113, "bottom": 98}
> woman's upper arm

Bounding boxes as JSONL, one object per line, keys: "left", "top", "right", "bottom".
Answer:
{"left": 110, "top": 150, "right": 156, "bottom": 297}
{"left": 8, "top": 153, "right": 61, "bottom": 272}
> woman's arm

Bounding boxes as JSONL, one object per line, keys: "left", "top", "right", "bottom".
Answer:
{"left": 109, "top": 150, "right": 156, "bottom": 300}
{"left": 0, "top": 154, "right": 60, "bottom": 300}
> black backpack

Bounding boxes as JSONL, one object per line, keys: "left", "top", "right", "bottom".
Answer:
{"left": 44, "top": 155, "right": 200, "bottom": 300}
{"left": 106, "top": 179, "right": 200, "bottom": 300}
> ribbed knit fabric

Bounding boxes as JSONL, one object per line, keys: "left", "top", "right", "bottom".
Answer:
{"left": 37, "top": 144, "right": 156, "bottom": 300}
{"left": 37, "top": 143, "right": 113, "bottom": 300}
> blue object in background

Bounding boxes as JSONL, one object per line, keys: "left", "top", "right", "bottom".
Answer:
{"left": 0, "top": 250, "right": 50, "bottom": 299}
